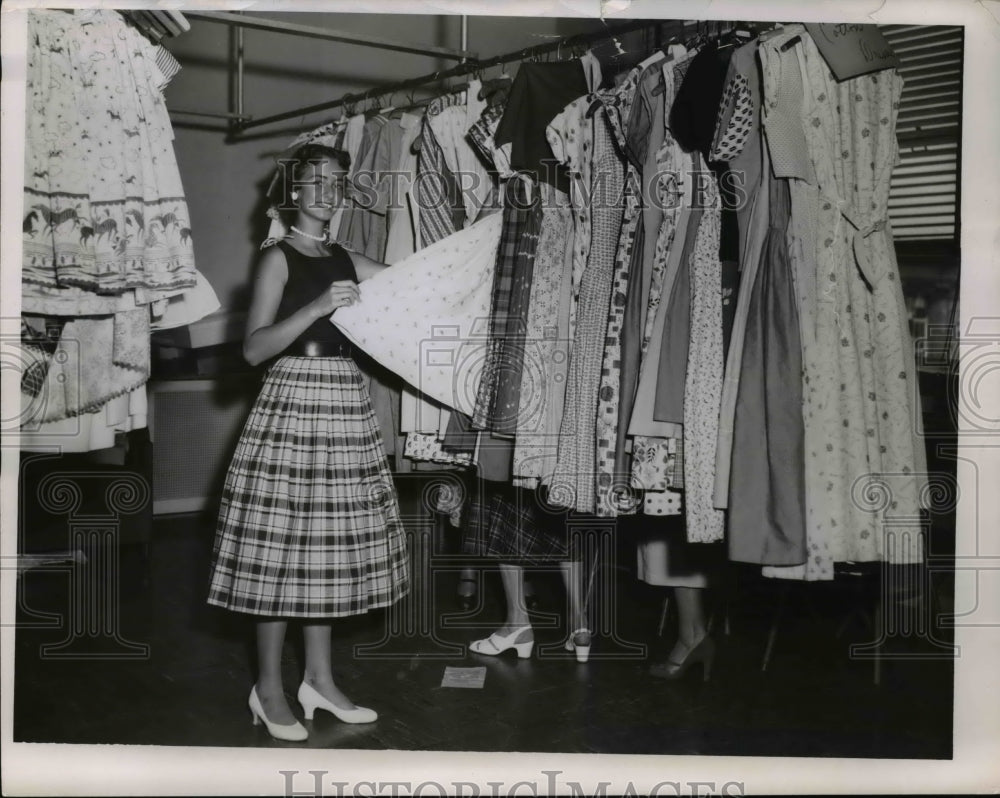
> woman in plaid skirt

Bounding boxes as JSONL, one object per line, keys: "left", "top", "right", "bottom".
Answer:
{"left": 207, "top": 144, "right": 408, "bottom": 741}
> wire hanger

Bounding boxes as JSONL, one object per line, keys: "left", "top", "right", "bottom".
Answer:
{"left": 378, "top": 90, "right": 395, "bottom": 116}
{"left": 601, "top": 17, "right": 626, "bottom": 58}
{"left": 477, "top": 72, "right": 512, "bottom": 103}
{"left": 717, "top": 21, "right": 757, "bottom": 49}
{"left": 689, "top": 19, "right": 704, "bottom": 49}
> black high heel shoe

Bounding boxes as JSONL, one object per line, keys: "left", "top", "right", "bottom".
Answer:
{"left": 650, "top": 636, "right": 715, "bottom": 682}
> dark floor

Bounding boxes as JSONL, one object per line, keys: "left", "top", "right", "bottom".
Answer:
{"left": 13, "top": 492, "right": 955, "bottom": 758}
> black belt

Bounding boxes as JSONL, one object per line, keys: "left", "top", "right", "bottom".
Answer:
{"left": 289, "top": 339, "right": 354, "bottom": 358}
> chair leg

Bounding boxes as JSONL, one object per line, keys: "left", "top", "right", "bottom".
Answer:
{"left": 656, "top": 595, "right": 670, "bottom": 637}
{"left": 835, "top": 608, "right": 856, "bottom": 639}
{"left": 873, "top": 588, "right": 883, "bottom": 686}
{"left": 706, "top": 598, "right": 731, "bottom": 636}
{"left": 762, "top": 584, "right": 789, "bottom": 672}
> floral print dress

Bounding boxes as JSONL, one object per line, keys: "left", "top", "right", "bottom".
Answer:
{"left": 680, "top": 164, "right": 727, "bottom": 544}
{"left": 511, "top": 184, "right": 574, "bottom": 489}
{"left": 595, "top": 63, "right": 645, "bottom": 516}
{"left": 760, "top": 30, "right": 927, "bottom": 580}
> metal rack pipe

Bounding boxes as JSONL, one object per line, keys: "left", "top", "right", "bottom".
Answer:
{"left": 233, "top": 17, "right": 669, "bottom": 132}
{"left": 236, "top": 16, "right": 244, "bottom": 120}
{"left": 168, "top": 109, "right": 252, "bottom": 121}
{"left": 185, "top": 10, "right": 476, "bottom": 61}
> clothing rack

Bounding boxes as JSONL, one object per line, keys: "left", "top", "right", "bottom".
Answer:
{"left": 232, "top": 17, "right": 715, "bottom": 133}
{"left": 168, "top": 11, "right": 474, "bottom": 125}
{"left": 185, "top": 11, "right": 476, "bottom": 61}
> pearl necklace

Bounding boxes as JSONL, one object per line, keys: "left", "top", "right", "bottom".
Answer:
{"left": 290, "top": 225, "right": 327, "bottom": 242}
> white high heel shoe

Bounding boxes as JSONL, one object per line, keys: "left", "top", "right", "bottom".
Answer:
{"left": 564, "top": 628, "right": 592, "bottom": 663}
{"left": 297, "top": 681, "right": 378, "bottom": 724}
{"left": 469, "top": 625, "right": 534, "bottom": 659}
{"left": 248, "top": 686, "right": 308, "bottom": 742}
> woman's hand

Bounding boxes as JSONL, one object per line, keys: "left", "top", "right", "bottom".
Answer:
{"left": 310, "top": 279, "right": 360, "bottom": 317}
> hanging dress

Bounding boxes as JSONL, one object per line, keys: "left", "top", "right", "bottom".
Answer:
{"left": 713, "top": 38, "right": 772, "bottom": 509}
{"left": 331, "top": 212, "right": 504, "bottom": 415}
{"left": 663, "top": 44, "right": 730, "bottom": 544}
{"left": 474, "top": 61, "right": 587, "bottom": 435}
{"left": 546, "top": 94, "right": 598, "bottom": 334}
{"left": 610, "top": 53, "right": 671, "bottom": 517}
{"left": 727, "top": 174, "right": 808, "bottom": 565}
{"left": 594, "top": 58, "right": 653, "bottom": 517}
{"left": 704, "top": 37, "right": 808, "bottom": 565}
{"left": 510, "top": 182, "right": 574, "bottom": 489}
{"left": 549, "top": 107, "right": 626, "bottom": 513}
{"left": 510, "top": 91, "right": 601, "bottom": 489}
{"left": 627, "top": 53, "right": 692, "bottom": 515}
{"left": 759, "top": 29, "right": 927, "bottom": 580}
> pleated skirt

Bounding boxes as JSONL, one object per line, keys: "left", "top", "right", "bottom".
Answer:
{"left": 461, "top": 479, "right": 574, "bottom": 565}
{"left": 207, "top": 356, "right": 409, "bottom": 618}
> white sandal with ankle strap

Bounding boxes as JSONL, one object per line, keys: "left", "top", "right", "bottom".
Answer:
{"left": 469, "top": 625, "right": 534, "bottom": 659}
{"left": 564, "top": 628, "right": 592, "bottom": 663}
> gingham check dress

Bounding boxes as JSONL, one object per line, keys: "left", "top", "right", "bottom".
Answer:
{"left": 208, "top": 356, "right": 409, "bottom": 617}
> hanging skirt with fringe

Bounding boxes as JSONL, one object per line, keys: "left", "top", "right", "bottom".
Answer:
{"left": 207, "top": 356, "right": 409, "bottom": 618}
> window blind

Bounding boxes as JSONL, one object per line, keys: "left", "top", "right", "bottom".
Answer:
{"left": 881, "top": 24, "right": 964, "bottom": 242}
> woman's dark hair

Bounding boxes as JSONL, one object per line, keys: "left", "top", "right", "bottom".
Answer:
{"left": 269, "top": 143, "right": 351, "bottom": 229}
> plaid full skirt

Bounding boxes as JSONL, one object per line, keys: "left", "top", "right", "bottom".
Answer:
{"left": 460, "top": 479, "right": 575, "bottom": 565}
{"left": 207, "top": 357, "right": 409, "bottom": 617}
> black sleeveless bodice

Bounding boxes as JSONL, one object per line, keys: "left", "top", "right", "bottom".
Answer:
{"left": 274, "top": 240, "right": 358, "bottom": 351}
